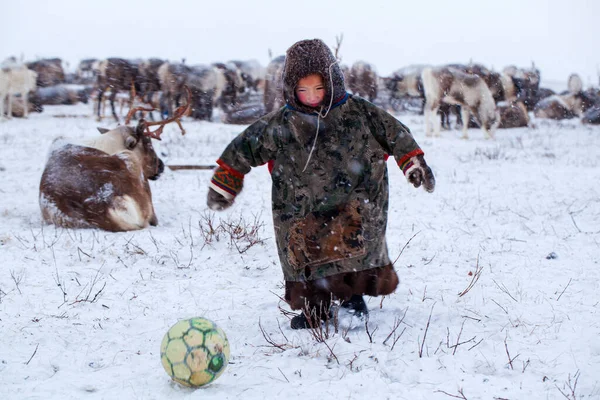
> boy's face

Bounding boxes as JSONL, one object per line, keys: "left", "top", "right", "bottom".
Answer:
{"left": 295, "top": 74, "right": 325, "bottom": 108}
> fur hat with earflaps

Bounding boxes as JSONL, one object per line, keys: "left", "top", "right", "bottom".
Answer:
{"left": 282, "top": 39, "right": 346, "bottom": 114}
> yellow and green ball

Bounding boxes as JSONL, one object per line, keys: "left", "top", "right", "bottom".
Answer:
{"left": 160, "top": 317, "right": 230, "bottom": 387}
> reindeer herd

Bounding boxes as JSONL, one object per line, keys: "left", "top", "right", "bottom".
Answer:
{"left": 1, "top": 53, "right": 600, "bottom": 234}
{"left": 2, "top": 54, "right": 600, "bottom": 130}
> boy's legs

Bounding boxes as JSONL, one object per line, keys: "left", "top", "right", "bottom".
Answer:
{"left": 286, "top": 279, "right": 333, "bottom": 329}
{"left": 285, "top": 264, "right": 399, "bottom": 328}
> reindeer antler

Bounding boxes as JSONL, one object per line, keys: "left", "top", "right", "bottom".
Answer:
{"left": 334, "top": 33, "right": 344, "bottom": 60}
{"left": 125, "top": 86, "right": 192, "bottom": 140}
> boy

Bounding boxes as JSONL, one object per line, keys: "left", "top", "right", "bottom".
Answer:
{"left": 208, "top": 39, "right": 435, "bottom": 329}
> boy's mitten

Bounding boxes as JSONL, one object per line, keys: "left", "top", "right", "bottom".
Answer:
{"left": 207, "top": 188, "right": 234, "bottom": 211}
{"left": 401, "top": 154, "right": 435, "bottom": 193}
{"left": 207, "top": 166, "right": 244, "bottom": 210}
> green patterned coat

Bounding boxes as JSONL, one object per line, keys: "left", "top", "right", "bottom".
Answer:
{"left": 216, "top": 94, "right": 424, "bottom": 282}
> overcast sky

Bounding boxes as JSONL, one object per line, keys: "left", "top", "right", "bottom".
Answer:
{"left": 3, "top": 0, "right": 599, "bottom": 85}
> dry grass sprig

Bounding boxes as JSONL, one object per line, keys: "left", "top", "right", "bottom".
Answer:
{"left": 555, "top": 370, "right": 580, "bottom": 400}
{"left": 434, "top": 388, "right": 468, "bottom": 399}
{"left": 419, "top": 303, "right": 435, "bottom": 358}
{"left": 383, "top": 308, "right": 408, "bottom": 351}
{"left": 458, "top": 255, "right": 483, "bottom": 297}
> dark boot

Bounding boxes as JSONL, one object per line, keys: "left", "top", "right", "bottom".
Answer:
{"left": 290, "top": 309, "right": 332, "bottom": 330}
{"left": 341, "top": 295, "right": 369, "bottom": 317}
{"left": 290, "top": 313, "right": 312, "bottom": 329}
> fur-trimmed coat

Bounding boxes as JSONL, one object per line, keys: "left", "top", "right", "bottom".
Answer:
{"left": 214, "top": 39, "right": 425, "bottom": 282}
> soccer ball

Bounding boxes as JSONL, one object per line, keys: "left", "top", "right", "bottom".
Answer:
{"left": 160, "top": 317, "right": 230, "bottom": 387}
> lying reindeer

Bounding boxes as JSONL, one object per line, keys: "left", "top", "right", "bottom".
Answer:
{"left": 422, "top": 66, "right": 500, "bottom": 139}
{"left": 39, "top": 88, "right": 191, "bottom": 232}
{"left": 533, "top": 74, "right": 597, "bottom": 120}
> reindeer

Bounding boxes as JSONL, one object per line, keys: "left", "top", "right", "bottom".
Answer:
{"left": 263, "top": 55, "right": 285, "bottom": 114}
{"left": 447, "top": 63, "right": 505, "bottom": 103}
{"left": 96, "top": 58, "right": 140, "bottom": 122}
{"left": 498, "top": 101, "right": 530, "bottom": 128}
{"left": 26, "top": 58, "right": 65, "bottom": 87}
{"left": 582, "top": 105, "right": 600, "bottom": 124}
{"left": 347, "top": 61, "right": 378, "bottom": 102}
{"left": 76, "top": 58, "right": 99, "bottom": 84}
{"left": 229, "top": 59, "right": 266, "bottom": 92}
{"left": 158, "top": 61, "right": 192, "bottom": 119}
{"left": 212, "top": 62, "right": 246, "bottom": 112}
{"left": 533, "top": 73, "right": 598, "bottom": 120}
{"left": 0, "top": 66, "right": 38, "bottom": 119}
{"left": 187, "top": 65, "right": 217, "bottom": 121}
{"left": 35, "top": 85, "right": 90, "bottom": 105}
{"left": 158, "top": 62, "right": 218, "bottom": 121}
{"left": 503, "top": 65, "right": 541, "bottom": 110}
{"left": 422, "top": 66, "right": 499, "bottom": 139}
{"left": 39, "top": 88, "right": 191, "bottom": 232}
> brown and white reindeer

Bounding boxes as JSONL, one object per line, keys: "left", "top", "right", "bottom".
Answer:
{"left": 212, "top": 62, "right": 246, "bottom": 111}
{"left": 228, "top": 59, "right": 266, "bottom": 92}
{"left": 385, "top": 64, "right": 428, "bottom": 106}
{"left": 39, "top": 88, "right": 191, "bottom": 232}
{"left": 533, "top": 73, "right": 598, "bottom": 120}
{"left": 347, "top": 61, "right": 378, "bottom": 102}
{"left": 385, "top": 64, "right": 456, "bottom": 125}
{"left": 421, "top": 66, "right": 500, "bottom": 139}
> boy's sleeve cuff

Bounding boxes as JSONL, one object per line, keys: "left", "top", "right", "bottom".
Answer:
{"left": 210, "top": 165, "right": 244, "bottom": 200}
{"left": 398, "top": 149, "right": 424, "bottom": 175}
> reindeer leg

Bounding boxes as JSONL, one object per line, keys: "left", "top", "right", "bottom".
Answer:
{"left": 483, "top": 123, "right": 495, "bottom": 140}
{"left": 166, "top": 93, "right": 174, "bottom": 120}
{"left": 119, "top": 97, "right": 125, "bottom": 118}
{"left": 483, "top": 127, "right": 491, "bottom": 140}
{"left": 109, "top": 90, "right": 119, "bottom": 122}
{"left": 102, "top": 92, "right": 108, "bottom": 118}
{"left": 23, "top": 91, "right": 29, "bottom": 118}
{"left": 424, "top": 106, "right": 432, "bottom": 137}
{"left": 128, "top": 91, "right": 136, "bottom": 120}
{"left": 433, "top": 105, "right": 442, "bottom": 137}
{"left": 455, "top": 106, "right": 463, "bottom": 129}
{"left": 7, "top": 94, "right": 12, "bottom": 119}
{"left": 0, "top": 94, "right": 5, "bottom": 120}
{"left": 97, "top": 89, "right": 104, "bottom": 121}
{"left": 460, "top": 108, "right": 470, "bottom": 139}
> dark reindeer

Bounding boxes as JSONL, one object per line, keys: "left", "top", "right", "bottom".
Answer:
{"left": 96, "top": 58, "right": 140, "bottom": 122}
{"left": 26, "top": 58, "right": 66, "bottom": 87}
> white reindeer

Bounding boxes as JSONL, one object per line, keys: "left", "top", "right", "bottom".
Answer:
{"left": 0, "top": 66, "right": 38, "bottom": 119}
{"left": 422, "top": 66, "right": 499, "bottom": 139}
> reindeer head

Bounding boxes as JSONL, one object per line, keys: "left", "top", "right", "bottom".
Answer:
{"left": 96, "top": 125, "right": 164, "bottom": 181}
{"left": 97, "top": 86, "right": 192, "bottom": 181}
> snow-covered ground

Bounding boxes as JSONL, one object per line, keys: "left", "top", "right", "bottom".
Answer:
{"left": 1, "top": 103, "right": 599, "bottom": 400}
